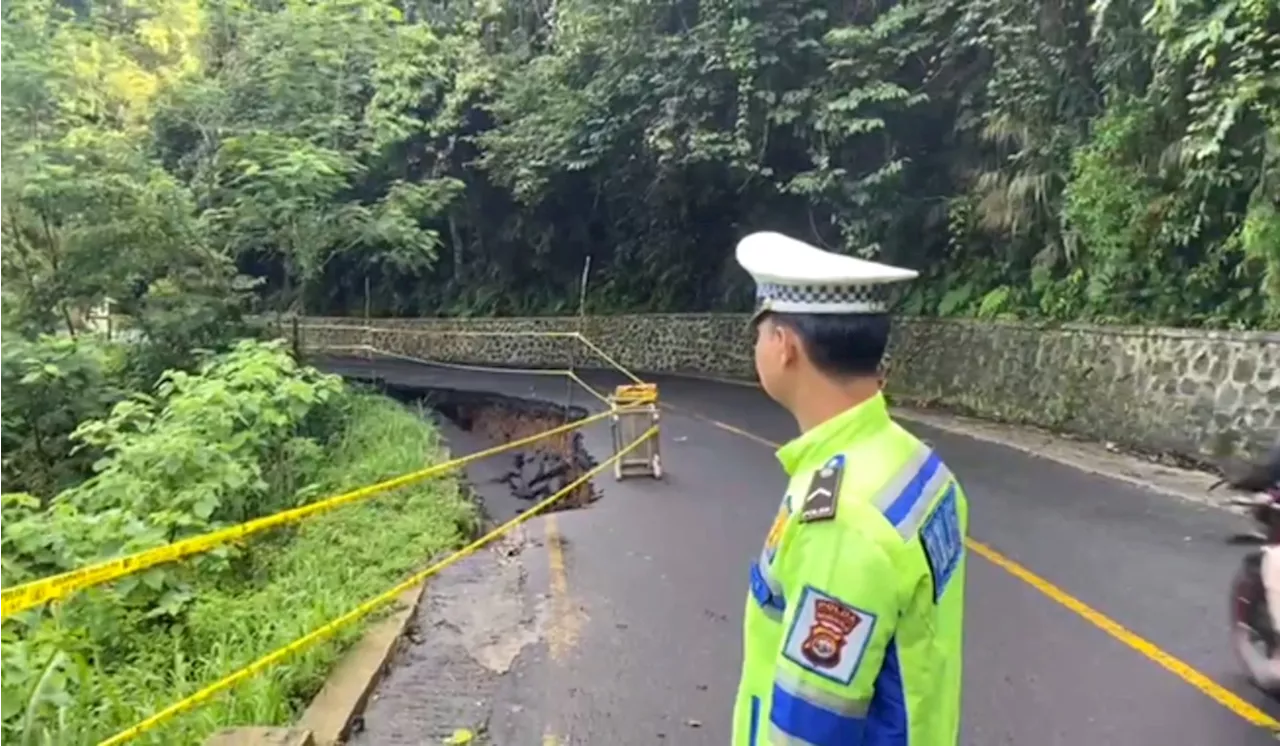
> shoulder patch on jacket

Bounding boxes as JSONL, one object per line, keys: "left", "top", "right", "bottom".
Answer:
{"left": 799, "top": 454, "right": 845, "bottom": 523}
{"left": 920, "top": 484, "right": 963, "bottom": 601}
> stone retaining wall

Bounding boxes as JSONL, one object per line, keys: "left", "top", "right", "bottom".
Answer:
{"left": 275, "top": 315, "right": 1280, "bottom": 460}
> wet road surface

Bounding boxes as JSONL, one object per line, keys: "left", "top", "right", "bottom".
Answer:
{"left": 323, "top": 356, "right": 1280, "bottom": 746}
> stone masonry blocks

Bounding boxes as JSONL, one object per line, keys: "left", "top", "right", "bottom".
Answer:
{"left": 279, "top": 315, "right": 1279, "bottom": 461}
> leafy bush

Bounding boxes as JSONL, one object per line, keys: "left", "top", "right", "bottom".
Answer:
{"left": 2, "top": 358, "right": 477, "bottom": 744}
{"left": 119, "top": 269, "right": 261, "bottom": 389}
{"left": 1061, "top": 104, "right": 1162, "bottom": 321}
{"left": 91, "top": 396, "right": 477, "bottom": 745}
{"left": 2, "top": 336, "right": 351, "bottom": 719}
{"left": 2, "top": 340, "right": 344, "bottom": 606}
{"left": 1, "top": 335, "right": 129, "bottom": 498}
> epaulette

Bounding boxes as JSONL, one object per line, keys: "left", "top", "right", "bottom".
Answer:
{"left": 799, "top": 454, "right": 845, "bottom": 523}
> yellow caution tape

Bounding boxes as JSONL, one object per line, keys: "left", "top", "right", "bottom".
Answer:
{"left": 313, "top": 344, "right": 376, "bottom": 353}
{"left": 298, "top": 323, "right": 583, "bottom": 339}
{"left": 96, "top": 426, "right": 659, "bottom": 746}
{"left": 358, "top": 346, "right": 613, "bottom": 406}
{"left": 299, "top": 324, "right": 643, "bottom": 387}
{"left": 1, "top": 406, "right": 638, "bottom": 620}
{"left": 565, "top": 371, "right": 612, "bottom": 405}
{"left": 572, "top": 334, "right": 645, "bottom": 385}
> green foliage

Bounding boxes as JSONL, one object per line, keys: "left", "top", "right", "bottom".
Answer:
{"left": 2, "top": 352, "right": 476, "bottom": 745}
{"left": 2, "top": 341, "right": 343, "bottom": 601}
{"left": 1061, "top": 103, "right": 1163, "bottom": 320}
{"left": 4, "top": 0, "right": 1279, "bottom": 328}
{"left": 0, "top": 0, "right": 234, "bottom": 338}
{"left": 165, "top": 0, "right": 466, "bottom": 313}
{"left": 1, "top": 336, "right": 129, "bottom": 499}
{"left": 123, "top": 269, "right": 261, "bottom": 388}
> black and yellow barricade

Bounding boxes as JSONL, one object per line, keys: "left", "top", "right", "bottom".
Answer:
{"left": 609, "top": 383, "right": 662, "bottom": 480}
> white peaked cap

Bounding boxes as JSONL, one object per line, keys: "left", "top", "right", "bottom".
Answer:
{"left": 735, "top": 231, "right": 919, "bottom": 316}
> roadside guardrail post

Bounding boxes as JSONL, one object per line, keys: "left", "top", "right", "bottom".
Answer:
{"left": 608, "top": 383, "right": 662, "bottom": 480}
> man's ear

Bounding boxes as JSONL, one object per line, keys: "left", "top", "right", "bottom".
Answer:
{"left": 776, "top": 323, "right": 802, "bottom": 368}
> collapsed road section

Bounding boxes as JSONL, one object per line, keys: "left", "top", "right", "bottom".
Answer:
{"left": 365, "top": 378, "right": 603, "bottom": 520}
{"left": 333, "top": 378, "right": 602, "bottom": 745}
{"left": 429, "top": 387, "right": 601, "bottom": 513}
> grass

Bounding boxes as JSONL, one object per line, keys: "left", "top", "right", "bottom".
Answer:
{"left": 74, "top": 394, "right": 480, "bottom": 745}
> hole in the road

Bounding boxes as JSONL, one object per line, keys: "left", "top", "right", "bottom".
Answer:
{"left": 358, "top": 378, "right": 602, "bottom": 521}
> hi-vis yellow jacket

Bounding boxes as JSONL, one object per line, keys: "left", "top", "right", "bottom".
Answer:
{"left": 733, "top": 393, "right": 967, "bottom": 746}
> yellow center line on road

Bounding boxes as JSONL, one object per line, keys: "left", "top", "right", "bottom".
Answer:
{"left": 545, "top": 514, "right": 575, "bottom": 661}
{"left": 662, "top": 401, "right": 1280, "bottom": 731}
{"left": 543, "top": 514, "right": 582, "bottom": 746}
{"left": 542, "top": 515, "right": 571, "bottom": 746}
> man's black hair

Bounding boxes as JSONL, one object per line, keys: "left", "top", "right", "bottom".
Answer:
{"left": 763, "top": 312, "right": 890, "bottom": 378}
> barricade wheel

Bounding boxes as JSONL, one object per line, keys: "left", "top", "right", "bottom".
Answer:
{"left": 652, "top": 454, "right": 663, "bottom": 480}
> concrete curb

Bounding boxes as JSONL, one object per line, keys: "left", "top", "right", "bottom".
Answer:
{"left": 297, "top": 585, "right": 426, "bottom": 746}
{"left": 202, "top": 586, "right": 424, "bottom": 746}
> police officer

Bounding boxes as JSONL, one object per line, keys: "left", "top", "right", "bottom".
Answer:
{"left": 732, "top": 232, "right": 967, "bottom": 746}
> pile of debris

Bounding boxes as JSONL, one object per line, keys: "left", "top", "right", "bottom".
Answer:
{"left": 468, "top": 402, "right": 602, "bottom": 512}
{"left": 350, "top": 380, "right": 604, "bottom": 514}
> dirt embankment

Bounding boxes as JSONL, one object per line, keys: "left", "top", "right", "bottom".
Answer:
{"left": 357, "top": 379, "right": 601, "bottom": 515}
{"left": 430, "top": 389, "right": 601, "bottom": 512}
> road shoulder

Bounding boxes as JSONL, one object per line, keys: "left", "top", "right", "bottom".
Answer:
{"left": 892, "top": 407, "right": 1229, "bottom": 508}
{"left": 346, "top": 526, "right": 551, "bottom": 746}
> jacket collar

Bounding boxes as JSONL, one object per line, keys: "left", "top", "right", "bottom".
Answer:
{"left": 775, "top": 393, "right": 890, "bottom": 476}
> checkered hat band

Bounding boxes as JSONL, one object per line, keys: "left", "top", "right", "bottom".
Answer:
{"left": 756, "top": 282, "right": 889, "bottom": 308}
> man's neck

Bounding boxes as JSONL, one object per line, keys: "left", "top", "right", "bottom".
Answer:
{"left": 792, "top": 376, "right": 881, "bottom": 434}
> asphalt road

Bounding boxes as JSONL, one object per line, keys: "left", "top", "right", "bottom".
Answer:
{"left": 322, "top": 356, "right": 1280, "bottom": 746}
